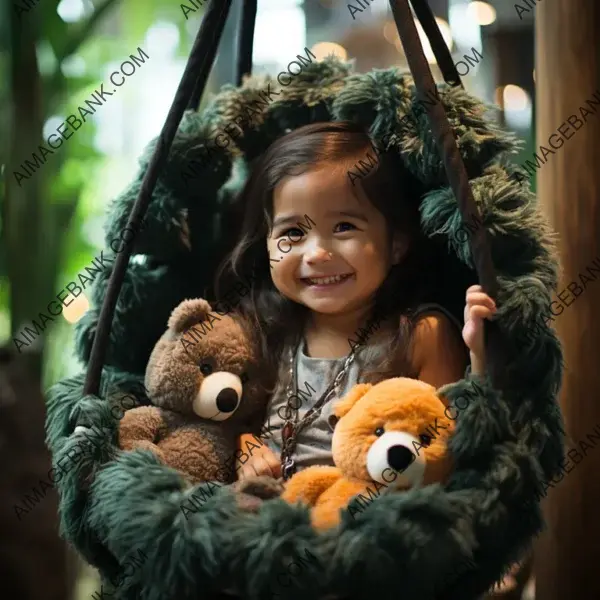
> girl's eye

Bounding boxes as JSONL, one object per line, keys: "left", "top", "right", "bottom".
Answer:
{"left": 199, "top": 362, "right": 213, "bottom": 376}
{"left": 375, "top": 427, "right": 385, "bottom": 436}
{"left": 281, "top": 227, "right": 305, "bottom": 239}
{"left": 334, "top": 222, "right": 356, "bottom": 233}
{"left": 419, "top": 433, "right": 432, "bottom": 447}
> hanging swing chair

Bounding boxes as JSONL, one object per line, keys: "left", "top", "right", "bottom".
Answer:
{"left": 45, "top": 0, "right": 566, "bottom": 598}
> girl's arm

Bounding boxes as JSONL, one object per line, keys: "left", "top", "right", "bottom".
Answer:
{"left": 469, "top": 352, "right": 485, "bottom": 377}
{"left": 409, "top": 313, "right": 468, "bottom": 388}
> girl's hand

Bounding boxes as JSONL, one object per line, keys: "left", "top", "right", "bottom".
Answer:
{"left": 462, "top": 284, "right": 497, "bottom": 374}
{"left": 236, "top": 435, "right": 282, "bottom": 481}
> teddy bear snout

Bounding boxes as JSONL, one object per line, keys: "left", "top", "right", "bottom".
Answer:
{"left": 216, "top": 388, "right": 238, "bottom": 413}
{"left": 194, "top": 372, "right": 242, "bottom": 421}
{"left": 366, "top": 431, "right": 426, "bottom": 489}
{"left": 387, "top": 445, "right": 414, "bottom": 472}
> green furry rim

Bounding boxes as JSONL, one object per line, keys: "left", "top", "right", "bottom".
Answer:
{"left": 45, "top": 57, "right": 564, "bottom": 600}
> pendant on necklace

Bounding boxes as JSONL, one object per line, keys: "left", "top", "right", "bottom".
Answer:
{"left": 282, "top": 422, "right": 295, "bottom": 443}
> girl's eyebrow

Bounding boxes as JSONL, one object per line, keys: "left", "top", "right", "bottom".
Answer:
{"left": 272, "top": 210, "right": 368, "bottom": 229}
{"left": 272, "top": 215, "right": 303, "bottom": 228}
{"left": 326, "top": 210, "right": 369, "bottom": 222}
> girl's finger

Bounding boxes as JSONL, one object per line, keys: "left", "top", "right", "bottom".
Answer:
{"left": 466, "top": 299, "right": 496, "bottom": 319}
{"left": 239, "top": 463, "right": 259, "bottom": 480}
{"left": 466, "top": 284, "right": 483, "bottom": 294}
{"left": 463, "top": 310, "right": 493, "bottom": 340}
{"left": 468, "top": 306, "right": 495, "bottom": 321}
{"left": 464, "top": 300, "right": 496, "bottom": 322}
{"left": 265, "top": 454, "right": 282, "bottom": 478}
{"left": 466, "top": 291, "right": 496, "bottom": 308}
{"left": 260, "top": 459, "right": 278, "bottom": 479}
{"left": 467, "top": 306, "right": 494, "bottom": 325}
{"left": 251, "top": 457, "right": 276, "bottom": 479}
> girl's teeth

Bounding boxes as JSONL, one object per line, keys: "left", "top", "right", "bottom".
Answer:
{"left": 307, "top": 274, "right": 347, "bottom": 285}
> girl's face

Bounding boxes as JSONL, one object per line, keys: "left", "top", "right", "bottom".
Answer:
{"left": 267, "top": 167, "right": 407, "bottom": 317}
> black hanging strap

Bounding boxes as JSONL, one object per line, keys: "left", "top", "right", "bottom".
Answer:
{"left": 409, "top": 0, "right": 463, "bottom": 87}
{"left": 236, "top": 0, "right": 257, "bottom": 86}
{"left": 390, "top": 0, "right": 506, "bottom": 389}
{"left": 187, "top": 1, "right": 235, "bottom": 112}
{"left": 84, "top": 0, "right": 233, "bottom": 396}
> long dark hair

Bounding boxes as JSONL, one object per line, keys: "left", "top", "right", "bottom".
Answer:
{"left": 215, "top": 121, "right": 456, "bottom": 391}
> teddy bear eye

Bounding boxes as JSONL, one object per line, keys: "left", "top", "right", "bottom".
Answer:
{"left": 375, "top": 427, "right": 385, "bottom": 436}
{"left": 199, "top": 362, "right": 213, "bottom": 376}
{"left": 419, "top": 433, "right": 432, "bottom": 447}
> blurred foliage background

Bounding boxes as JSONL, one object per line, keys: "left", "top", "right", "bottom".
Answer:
{"left": 0, "top": 2, "right": 213, "bottom": 594}
{"left": 0, "top": 0, "right": 217, "bottom": 392}
{"left": 0, "top": 0, "right": 310, "bottom": 594}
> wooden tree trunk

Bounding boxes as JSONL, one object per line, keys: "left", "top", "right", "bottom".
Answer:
{"left": 0, "top": 346, "right": 72, "bottom": 599}
{"left": 4, "top": 1, "right": 85, "bottom": 373}
{"left": 6, "top": 3, "right": 46, "bottom": 363}
{"left": 534, "top": 2, "right": 600, "bottom": 599}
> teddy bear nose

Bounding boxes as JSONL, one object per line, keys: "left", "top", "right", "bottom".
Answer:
{"left": 216, "top": 388, "right": 239, "bottom": 413}
{"left": 387, "top": 445, "right": 415, "bottom": 473}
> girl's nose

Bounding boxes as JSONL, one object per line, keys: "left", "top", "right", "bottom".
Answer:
{"left": 305, "top": 247, "right": 333, "bottom": 263}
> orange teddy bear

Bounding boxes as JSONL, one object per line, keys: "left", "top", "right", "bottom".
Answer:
{"left": 281, "top": 377, "right": 455, "bottom": 530}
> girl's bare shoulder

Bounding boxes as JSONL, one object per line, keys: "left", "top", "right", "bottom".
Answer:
{"left": 403, "top": 311, "right": 468, "bottom": 388}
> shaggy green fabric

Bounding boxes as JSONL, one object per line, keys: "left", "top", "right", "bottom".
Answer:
{"left": 46, "top": 56, "right": 564, "bottom": 600}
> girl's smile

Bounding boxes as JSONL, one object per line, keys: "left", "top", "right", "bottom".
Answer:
{"left": 300, "top": 273, "right": 356, "bottom": 289}
{"left": 299, "top": 248, "right": 355, "bottom": 288}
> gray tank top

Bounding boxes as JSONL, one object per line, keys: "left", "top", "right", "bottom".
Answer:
{"left": 263, "top": 303, "right": 462, "bottom": 471}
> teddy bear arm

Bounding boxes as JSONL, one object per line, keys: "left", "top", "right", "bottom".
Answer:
{"left": 282, "top": 466, "right": 342, "bottom": 506}
{"left": 118, "top": 405, "right": 168, "bottom": 450}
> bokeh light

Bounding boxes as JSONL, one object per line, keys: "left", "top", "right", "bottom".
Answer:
{"left": 310, "top": 42, "right": 348, "bottom": 61}
{"left": 467, "top": 1, "right": 497, "bottom": 26}
{"left": 413, "top": 18, "right": 454, "bottom": 63}
{"left": 62, "top": 293, "right": 90, "bottom": 324}
{"left": 503, "top": 84, "right": 530, "bottom": 111}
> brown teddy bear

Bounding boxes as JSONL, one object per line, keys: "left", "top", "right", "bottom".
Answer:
{"left": 118, "top": 298, "right": 269, "bottom": 486}
{"left": 281, "top": 377, "right": 455, "bottom": 530}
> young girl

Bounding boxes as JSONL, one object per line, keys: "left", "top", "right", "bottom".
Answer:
{"left": 215, "top": 121, "right": 496, "bottom": 482}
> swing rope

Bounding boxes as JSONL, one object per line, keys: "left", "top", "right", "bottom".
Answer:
{"left": 186, "top": 1, "right": 234, "bottom": 111}
{"left": 390, "top": 0, "right": 507, "bottom": 389}
{"left": 409, "top": 0, "right": 463, "bottom": 87}
{"left": 83, "top": 0, "right": 505, "bottom": 398}
{"left": 236, "top": 0, "right": 257, "bottom": 86}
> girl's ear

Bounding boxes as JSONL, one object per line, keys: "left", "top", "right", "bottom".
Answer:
{"left": 391, "top": 233, "right": 409, "bottom": 265}
{"left": 334, "top": 383, "right": 373, "bottom": 419}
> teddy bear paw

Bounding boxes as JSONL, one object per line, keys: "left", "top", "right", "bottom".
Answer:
{"left": 127, "top": 440, "right": 166, "bottom": 463}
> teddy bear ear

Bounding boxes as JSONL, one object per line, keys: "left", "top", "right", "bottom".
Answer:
{"left": 168, "top": 298, "right": 213, "bottom": 334}
{"left": 334, "top": 383, "right": 373, "bottom": 419}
